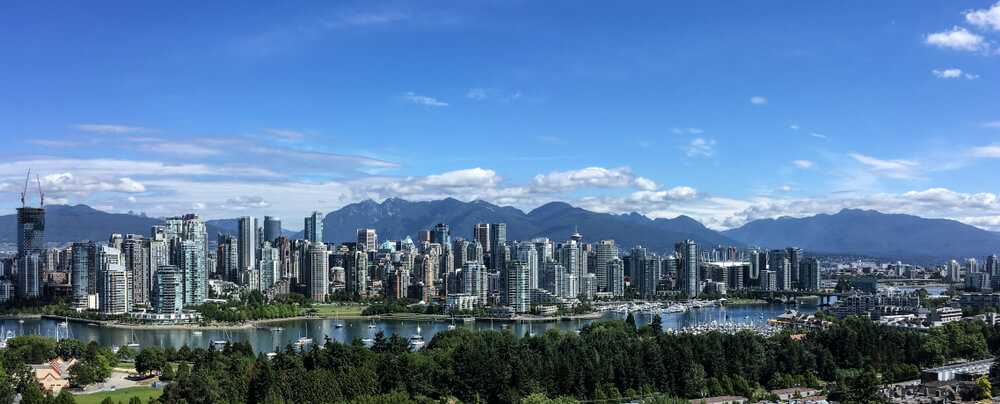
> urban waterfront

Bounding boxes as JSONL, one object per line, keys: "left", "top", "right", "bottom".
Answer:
{"left": 2, "top": 302, "right": 816, "bottom": 353}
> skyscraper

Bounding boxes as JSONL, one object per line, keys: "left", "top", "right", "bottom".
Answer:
{"left": 786, "top": 247, "right": 803, "bottom": 284}
{"left": 768, "top": 250, "right": 790, "bottom": 291}
{"left": 678, "top": 240, "right": 700, "bottom": 297}
{"left": 489, "top": 223, "right": 507, "bottom": 266}
{"left": 179, "top": 240, "right": 205, "bottom": 305}
{"left": 237, "top": 216, "right": 257, "bottom": 273}
{"left": 513, "top": 242, "right": 539, "bottom": 290}
{"left": 304, "top": 211, "right": 323, "bottom": 243}
{"left": 473, "top": 223, "right": 491, "bottom": 253}
{"left": 800, "top": 257, "right": 820, "bottom": 291}
{"left": 121, "top": 235, "right": 149, "bottom": 308}
{"left": 16, "top": 206, "right": 45, "bottom": 298}
{"left": 948, "top": 260, "right": 961, "bottom": 283}
{"left": 357, "top": 229, "right": 377, "bottom": 252}
{"left": 263, "top": 216, "right": 282, "bottom": 244}
{"left": 606, "top": 257, "right": 625, "bottom": 297}
{"left": 153, "top": 265, "right": 182, "bottom": 314}
{"left": 987, "top": 255, "right": 999, "bottom": 277}
{"left": 70, "top": 241, "right": 97, "bottom": 309}
{"left": 99, "top": 264, "right": 129, "bottom": 314}
{"left": 306, "top": 243, "right": 329, "bottom": 302}
{"left": 346, "top": 248, "right": 368, "bottom": 298}
{"left": 432, "top": 223, "right": 451, "bottom": 252}
{"left": 594, "top": 240, "right": 617, "bottom": 292}
{"left": 504, "top": 260, "right": 530, "bottom": 313}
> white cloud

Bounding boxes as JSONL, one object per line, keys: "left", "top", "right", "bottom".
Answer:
{"left": 25, "top": 139, "right": 87, "bottom": 148}
{"left": 925, "top": 26, "right": 988, "bottom": 51}
{"left": 985, "top": 121, "right": 1000, "bottom": 128}
{"left": 222, "top": 196, "right": 270, "bottom": 211}
{"left": 789, "top": 125, "right": 799, "bottom": 130}
{"left": 72, "top": 124, "right": 155, "bottom": 134}
{"left": 932, "top": 68, "right": 978, "bottom": 79}
{"left": 21, "top": 173, "right": 147, "bottom": 198}
{"left": 725, "top": 188, "right": 1000, "bottom": 230}
{"left": 681, "top": 138, "right": 716, "bottom": 157}
{"left": 778, "top": 185, "right": 791, "bottom": 192}
{"left": 932, "top": 68, "right": 963, "bottom": 78}
{"left": 971, "top": 144, "right": 1000, "bottom": 158}
{"left": 811, "top": 133, "right": 827, "bottom": 139}
{"left": 529, "top": 167, "right": 635, "bottom": 193}
{"left": 849, "top": 153, "right": 922, "bottom": 179}
{"left": 402, "top": 92, "right": 447, "bottom": 106}
{"left": 325, "top": 11, "right": 407, "bottom": 28}
{"left": 966, "top": 1, "right": 1000, "bottom": 31}
{"left": 466, "top": 88, "right": 489, "bottom": 100}
{"left": 750, "top": 96, "right": 767, "bottom": 105}
{"left": 263, "top": 128, "right": 307, "bottom": 138}
{"left": 793, "top": 160, "right": 816, "bottom": 169}
{"left": 632, "top": 177, "right": 661, "bottom": 192}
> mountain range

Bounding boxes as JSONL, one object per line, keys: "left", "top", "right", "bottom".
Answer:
{"left": 1, "top": 201, "right": 998, "bottom": 262}
{"left": 297, "top": 198, "right": 740, "bottom": 254}
{"left": 723, "top": 208, "right": 1000, "bottom": 262}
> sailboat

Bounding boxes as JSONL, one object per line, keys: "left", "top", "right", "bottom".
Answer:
{"left": 334, "top": 312, "right": 344, "bottom": 329}
{"left": 125, "top": 329, "right": 141, "bottom": 348}
{"left": 58, "top": 316, "right": 69, "bottom": 327}
{"left": 368, "top": 318, "right": 376, "bottom": 329}
{"left": 447, "top": 317, "right": 456, "bottom": 330}
{"left": 297, "top": 329, "right": 313, "bottom": 345}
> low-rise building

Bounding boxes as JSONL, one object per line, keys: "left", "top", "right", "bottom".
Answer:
{"left": 32, "top": 358, "right": 77, "bottom": 394}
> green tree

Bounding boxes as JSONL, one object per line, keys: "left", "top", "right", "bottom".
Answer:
{"left": 68, "top": 360, "right": 96, "bottom": 386}
{"left": 5, "top": 335, "right": 57, "bottom": 364}
{"left": 55, "top": 339, "right": 86, "bottom": 361}
{"left": 116, "top": 345, "right": 138, "bottom": 362}
{"left": 625, "top": 312, "right": 635, "bottom": 328}
{"left": 135, "top": 346, "right": 166, "bottom": 375}
{"left": 0, "top": 362, "right": 15, "bottom": 404}
{"left": 101, "top": 397, "right": 114, "bottom": 404}
{"left": 975, "top": 375, "right": 992, "bottom": 400}
{"left": 161, "top": 363, "right": 175, "bottom": 381}
{"left": 55, "top": 390, "right": 77, "bottom": 404}
{"left": 20, "top": 382, "right": 44, "bottom": 404}
{"left": 93, "top": 354, "right": 113, "bottom": 381}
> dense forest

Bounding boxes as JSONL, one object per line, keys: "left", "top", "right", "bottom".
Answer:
{"left": 1, "top": 316, "right": 998, "bottom": 403}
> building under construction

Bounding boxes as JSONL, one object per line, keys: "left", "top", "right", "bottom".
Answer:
{"left": 15, "top": 171, "right": 45, "bottom": 298}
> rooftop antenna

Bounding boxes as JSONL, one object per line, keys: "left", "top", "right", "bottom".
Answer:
{"left": 20, "top": 169, "right": 30, "bottom": 207}
{"left": 35, "top": 173, "right": 44, "bottom": 207}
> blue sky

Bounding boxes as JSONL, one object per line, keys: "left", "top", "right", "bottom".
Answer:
{"left": 1, "top": 1, "right": 999, "bottom": 231}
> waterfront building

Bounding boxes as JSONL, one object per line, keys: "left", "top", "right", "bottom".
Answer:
{"left": 306, "top": 243, "right": 329, "bottom": 302}
{"left": 217, "top": 234, "right": 238, "bottom": 282}
{"left": 461, "top": 262, "right": 488, "bottom": 305}
{"left": 99, "top": 264, "right": 129, "bottom": 314}
{"left": 768, "top": 250, "right": 791, "bottom": 291}
{"left": 178, "top": 240, "right": 205, "bottom": 305}
{"left": 504, "top": 260, "right": 530, "bottom": 313}
{"left": 786, "top": 247, "right": 803, "bottom": 284}
{"left": 258, "top": 242, "right": 280, "bottom": 291}
{"left": 70, "top": 241, "right": 97, "bottom": 309}
{"left": 800, "top": 257, "right": 820, "bottom": 291}
{"left": 678, "top": 240, "right": 700, "bottom": 297}
{"left": 760, "top": 270, "right": 777, "bottom": 291}
{"left": 948, "top": 260, "right": 961, "bottom": 283}
{"left": 153, "top": 265, "right": 183, "bottom": 314}
{"left": 304, "top": 211, "right": 324, "bottom": 243}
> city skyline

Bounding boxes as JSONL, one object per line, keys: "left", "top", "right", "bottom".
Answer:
{"left": 2, "top": 1, "right": 1000, "bottom": 231}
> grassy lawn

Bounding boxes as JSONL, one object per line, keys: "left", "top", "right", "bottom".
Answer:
{"left": 382, "top": 313, "right": 447, "bottom": 319}
{"left": 310, "top": 305, "right": 366, "bottom": 317}
{"left": 115, "top": 362, "right": 136, "bottom": 369}
{"left": 74, "top": 386, "right": 162, "bottom": 404}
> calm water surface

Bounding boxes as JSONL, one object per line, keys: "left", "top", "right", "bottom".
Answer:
{"left": 1, "top": 302, "right": 816, "bottom": 353}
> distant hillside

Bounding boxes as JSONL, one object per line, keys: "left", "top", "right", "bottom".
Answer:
{"left": 0, "top": 205, "right": 229, "bottom": 245}
{"left": 299, "top": 198, "right": 743, "bottom": 254}
{"left": 723, "top": 209, "right": 1000, "bottom": 262}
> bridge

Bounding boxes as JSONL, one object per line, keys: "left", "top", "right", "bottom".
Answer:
{"left": 738, "top": 289, "right": 848, "bottom": 305}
